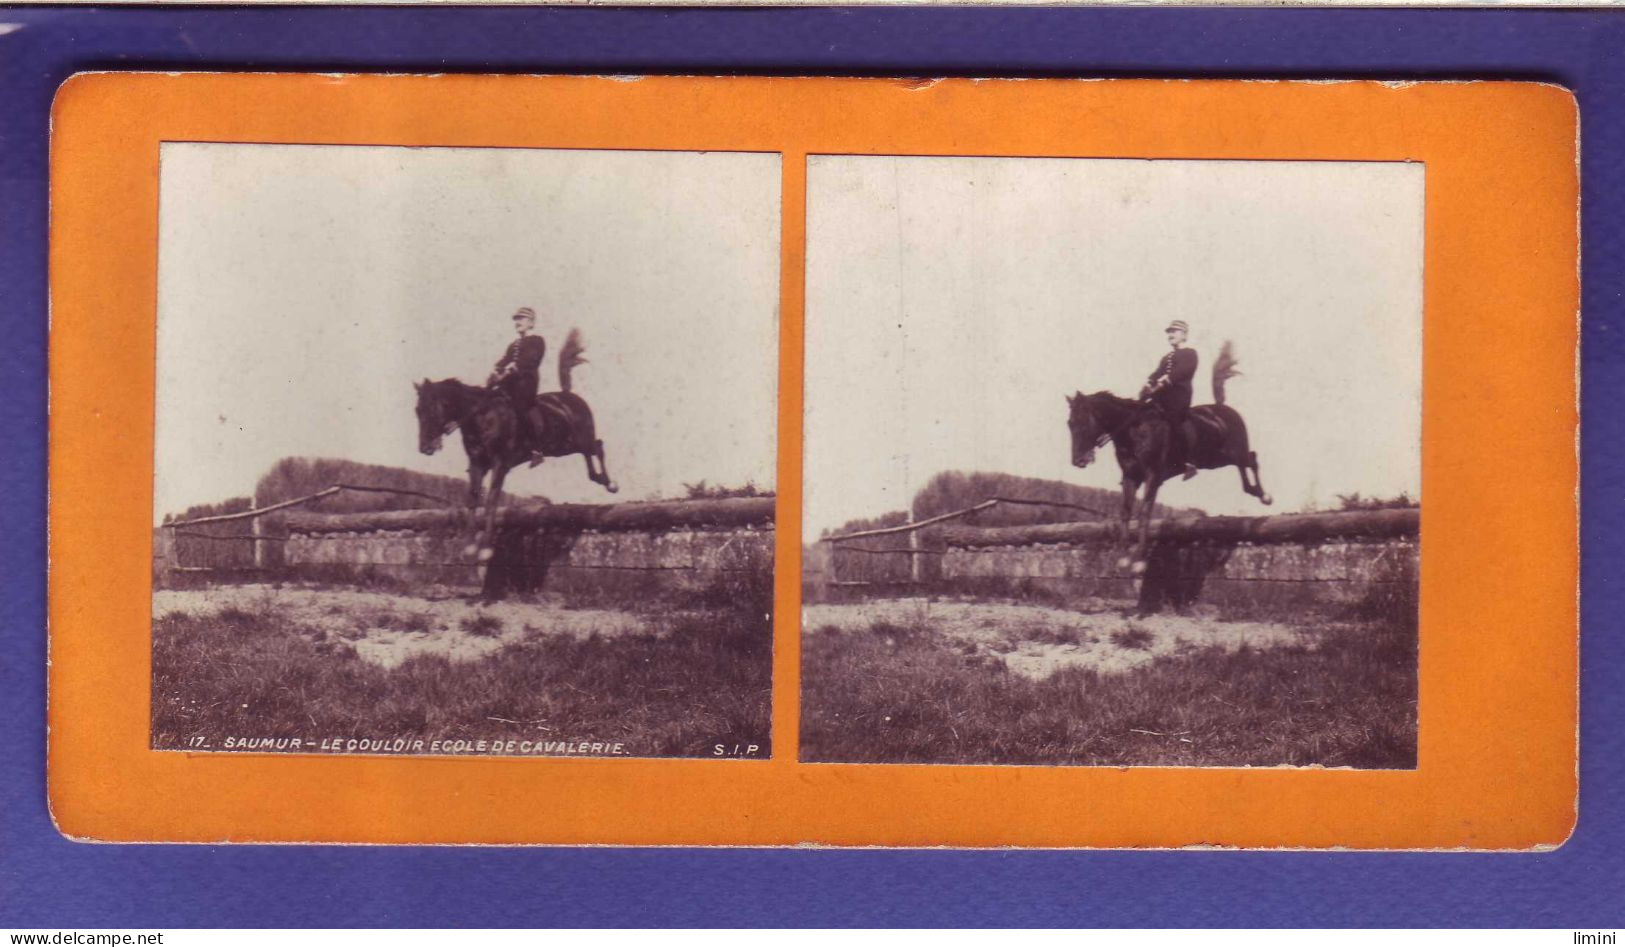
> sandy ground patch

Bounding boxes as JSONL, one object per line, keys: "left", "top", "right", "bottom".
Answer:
{"left": 154, "top": 583, "right": 649, "bottom": 669}
{"left": 803, "top": 597, "right": 1307, "bottom": 679}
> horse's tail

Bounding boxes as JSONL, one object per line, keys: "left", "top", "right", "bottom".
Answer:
{"left": 558, "top": 328, "right": 586, "bottom": 393}
{"left": 1212, "top": 339, "right": 1241, "bottom": 406}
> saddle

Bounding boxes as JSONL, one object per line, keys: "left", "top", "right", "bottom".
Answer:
{"left": 1182, "top": 407, "right": 1228, "bottom": 448}
{"left": 521, "top": 394, "right": 578, "bottom": 458}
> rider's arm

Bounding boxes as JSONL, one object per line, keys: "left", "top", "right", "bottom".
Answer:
{"left": 488, "top": 344, "right": 515, "bottom": 387}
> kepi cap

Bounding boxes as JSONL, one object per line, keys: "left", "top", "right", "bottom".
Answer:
{"left": 512, "top": 306, "right": 536, "bottom": 321}
{"left": 1165, "top": 319, "right": 1189, "bottom": 333}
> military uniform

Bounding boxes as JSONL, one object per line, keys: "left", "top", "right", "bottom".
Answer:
{"left": 1143, "top": 323, "right": 1199, "bottom": 472}
{"left": 491, "top": 332, "right": 547, "bottom": 446}
{"left": 1146, "top": 347, "right": 1197, "bottom": 424}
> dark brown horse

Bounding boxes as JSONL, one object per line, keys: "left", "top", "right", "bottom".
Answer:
{"left": 1066, "top": 342, "right": 1271, "bottom": 572}
{"left": 415, "top": 329, "right": 616, "bottom": 549}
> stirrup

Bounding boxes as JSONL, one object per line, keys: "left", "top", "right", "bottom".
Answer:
{"left": 1181, "top": 464, "right": 1198, "bottom": 481}
{"left": 526, "top": 451, "right": 546, "bottom": 469}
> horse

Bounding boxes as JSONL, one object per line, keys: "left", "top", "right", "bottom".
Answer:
{"left": 1066, "top": 341, "right": 1271, "bottom": 573}
{"left": 414, "top": 328, "right": 617, "bottom": 552}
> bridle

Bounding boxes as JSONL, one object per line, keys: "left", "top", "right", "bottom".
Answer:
{"left": 419, "top": 385, "right": 468, "bottom": 453}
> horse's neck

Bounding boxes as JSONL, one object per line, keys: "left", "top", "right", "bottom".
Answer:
{"left": 443, "top": 381, "right": 489, "bottom": 421}
{"left": 1097, "top": 395, "right": 1144, "bottom": 437}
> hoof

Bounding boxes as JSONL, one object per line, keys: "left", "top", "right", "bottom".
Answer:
{"left": 1261, "top": 494, "right": 1274, "bottom": 506}
{"left": 606, "top": 481, "right": 620, "bottom": 494}
{"left": 461, "top": 543, "right": 479, "bottom": 558}
{"left": 1115, "top": 556, "right": 1132, "bottom": 571}
{"left": 1131, "top": 560, "right": 1147, "bottom": 575}
{"left": 477, "top": 547, "right": 494, "bottom": 562}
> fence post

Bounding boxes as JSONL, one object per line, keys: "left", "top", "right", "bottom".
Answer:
{"left": 908, "top": 511, "right": 922, "bottom": 585}
{"left": 251, "top": 497, "right": 264, "bottom": 569}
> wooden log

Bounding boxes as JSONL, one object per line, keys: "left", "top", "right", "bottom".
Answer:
{"left": 282, "top": 496, "right": 775, "bottom": 535}
{"left": 169, "top": 486, "right": 342, "bottom": 528}
{"left": 938, "top": 508, "right": 1418, "bottom": 548}
{"left": 166, "top": 483, "right": 452, "bottom": 529}
{"left": 821, "top": 496, "right": 1108, "bottom": 544}
{"left": 822, "top": 500, "right": 999, "bottom": 542}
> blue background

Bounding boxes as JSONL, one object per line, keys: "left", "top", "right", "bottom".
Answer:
{"left": 2, "top": 6, "right": 1620, "bottom": 928}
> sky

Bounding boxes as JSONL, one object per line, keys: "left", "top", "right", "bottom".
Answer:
{"left": 802, "top": 155, "right": 1424, "bottom": 540}
{"left": 154, "top": 143, "right": 780, "bottom": 521}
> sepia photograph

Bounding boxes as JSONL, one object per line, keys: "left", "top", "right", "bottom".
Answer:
{"left": 150, "top": 143, "right": 780, "bottom": 759}
{"left": 47, "top": 70, "right": 1578, "bottom": 853}
{"left": 802, "top": 154, "right": 1422, "bottom": 768}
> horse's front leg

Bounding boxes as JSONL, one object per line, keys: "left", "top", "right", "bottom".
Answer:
{"left": 1115, "top": 477, "right": 1140, "bottom": 570}
{"left": 466, "top": 464, "right": 487, "bottom": 533}
{"left": 1118, "top": 477, "right": 1138, "bottom": 541}
{"left": 481, "top": 463, "right": 512, "bottom": 560}
{"left": 459, "top": 463, "right": 489, "bottom": 559}
{"left": 1132, "top": 477, "right": 1165, "bottom": 574}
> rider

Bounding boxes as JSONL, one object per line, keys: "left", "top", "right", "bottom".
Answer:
{"left": 1140, "top": 319, "right": 1200, "bottom": 481}
{"left": 488, "top": 306, "right": 547, "bottom": 465}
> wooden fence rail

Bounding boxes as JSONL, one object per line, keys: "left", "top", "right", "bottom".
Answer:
{"left": 166, "top": 483, "right": 453, "bottom": 530}
{"left": 281, "top": 496, "right": 775, "bottom": 535}
{"left": 820, "top": 496, "right": 1110, "bottom": 546}
{"left": 939, "top": 508, "right": 1418, "bottom": 548}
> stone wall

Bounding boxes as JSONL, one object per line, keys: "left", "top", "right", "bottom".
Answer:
{"left": 931, "top": 509, "right": 1419, "bottom": 614}
{"left": 280, "top": 497, "right": 775, "bottom": 597}
{"left": 941, "top": 536, "right": 1417, "bottom": 612}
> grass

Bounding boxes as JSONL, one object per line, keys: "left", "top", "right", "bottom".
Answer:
{"left": 1023, "top": 625, "right": 1095, "bottom": 647}
{"left": 800, "top": 616, "right": 1416, "bottom": 768}
{"left": 459, "top": 613, "right": 505, "bottom": 637}
{"left": 1110, "top": 626, "right": 1155, "bottom": 651}
{"left": 152, "top": 592, "right": 771, "bottom": 759}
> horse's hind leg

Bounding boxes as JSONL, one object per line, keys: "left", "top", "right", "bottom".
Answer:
{"left": 1235, "top": 463, "right": 1253, "bottom": 497}
{"left": 589, "top": 439, "right": 618, "bottom": 494}
{"left": 1244, "top": 451, "right": 1273, "bottom": 506}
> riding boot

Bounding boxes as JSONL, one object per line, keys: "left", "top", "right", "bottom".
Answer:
{"left": 524, "top": 408, "right": 549, "bottom": 468}
{"left": 1179, "top": 420, "right": 1198, "bottom": 480}
{"left": 507, "top": 397, "right": 543, "bottom": 468}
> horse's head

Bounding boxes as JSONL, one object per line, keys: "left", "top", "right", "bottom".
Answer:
{"left": 1066, "top": 391, "right": 1108, "bottom": 468}
{"left": 414, "top": 379, "right": 460, "bottom": 456}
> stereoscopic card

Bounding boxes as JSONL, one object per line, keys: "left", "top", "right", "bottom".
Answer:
{"left": 48, "top": 74, "right": 1577, "bottom": 848}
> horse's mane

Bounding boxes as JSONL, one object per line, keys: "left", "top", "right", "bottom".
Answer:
{"left": 427, "top": 377, "right": 484, "bottom": 397}
{"left": 418, "top": 378, "right": 495, "bottom": 417}
{"left": 1086, "top": 389, "right": 1145, "bottom": 411}
{"left": 1069, "top": 390, "right": 1155, "bottom": 439}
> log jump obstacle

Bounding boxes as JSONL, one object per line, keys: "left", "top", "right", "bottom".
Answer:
{"left": 819, "top": 504, "right": 1418, "bottom": 613}
{"left": 278, "top": 496, "right": 776, "bottom": 595}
